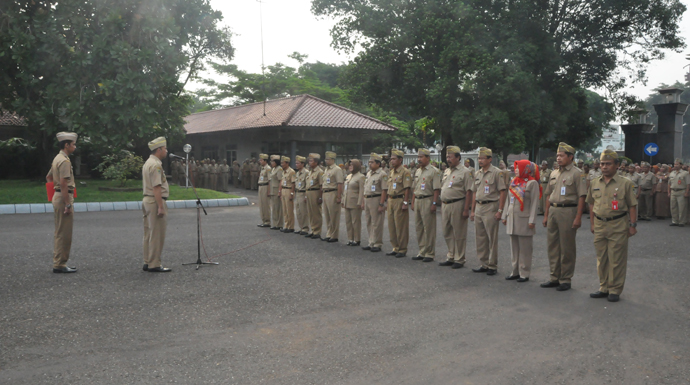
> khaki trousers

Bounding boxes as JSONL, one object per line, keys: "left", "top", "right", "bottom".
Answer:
{"left": 221, "top": 173, "right": 229, "bottom": 191}
{"left": 638, "top": 190, "right": 653, "bottom": 219}
{"left": 233, "top": 174, "right": 240, "bottom": 188}
{"left": 345, "top": 207, "right": 362, "bottom": 242}
{"left": 52, "top": 192, "right": 74, "bottom": 269}
{"left": 204, "top": 173, "right": 210, "bottom": 189}
{"left": 323, "top": 191, "right": 341, "bottom": 239}
{"left": 475, "top": 201, "right": 500, "bottom": 270}
{"left": 243, "top": 172, "right": 250, "bottom": 189}
{"left": 670, "top": 190, "right": 687, "bottom": 224}
{"left": 251, "top": 172, "right": 259, "bottom": 190}
{"left": 281, "top": 193, "right": 295, "bottom": 230}
{"left": 442, "top": 198, "right": 468, "bottom": 264}
{"left": 365, "top": 197, "right": 384, "bottom": 247}
{"left": 546, "top": 206, "right": 578, "bottom": 283}
{"left": 211, "top": 174, "right": 217, "bottom": 191}
{"left": 306, "top": 190, "right": 323, "bottom": 236}
{"left": 295, "top": 192, "right": 309, "bottom": 232}
{"left": 539, "top": 183, "right": 549, "bottom": 214}
{"left": 258, "top": 186, "right": 271, "bottom": 225}
{"left": 142, "top": 197, "right": 167, "bottom": 269}
{"left": 387, "top": 198, "right": 409, "bottom": 254}
{"left": 270, "top": 194, "right": 283, "bottom": 228}
{"left": 509, "top": 235, "right": 533, "bottom": 278}
{"left": 414, "top": 198, "right": 436, "bottom": 258}
{"left": 593, "top": 216, "right": 629, "bottom": 295}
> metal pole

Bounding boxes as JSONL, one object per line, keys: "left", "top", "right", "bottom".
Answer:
{"left": 186, "top": 153, "right": 189, "bottom": 188}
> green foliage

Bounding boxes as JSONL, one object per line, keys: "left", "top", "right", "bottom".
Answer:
{"left": 95, "top": 151, "right": 144, "bottom": 187}
{"left": 0, "top": 138, "right": 35, "bottom": 151}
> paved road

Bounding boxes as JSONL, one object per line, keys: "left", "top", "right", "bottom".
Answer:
{"left": 1, "top": 200, "right": 688, "bottom": 384}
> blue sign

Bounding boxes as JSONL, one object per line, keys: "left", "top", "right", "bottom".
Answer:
{"left": 644, "top": 143, "right": 659, "bottom": 156}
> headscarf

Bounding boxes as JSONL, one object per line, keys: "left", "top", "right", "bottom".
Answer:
{"left": 509, "top": 160, "right": 541, "bottom": 211}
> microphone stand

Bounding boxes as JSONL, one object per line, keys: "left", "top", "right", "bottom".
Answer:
{"left": 182, "top": 168, "right": 219, "bottom": 270}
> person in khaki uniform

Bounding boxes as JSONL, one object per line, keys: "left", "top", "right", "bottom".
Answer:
{"left": 501, "top": 160, "right": 541, "bottom": 282}
{"left": 470, "top": 147, "right": 507, "bottom": 275}
{"left": 386, "top": 149, "right": 413, "bottom": 258}
{"left": 410, "top": 148, "right": 441, "bottom": 262}
{"left": 242, "top": 159, "right": 251, "bottom": 190}
{"left": 668, "top": 159, "right": 690, "bottom": 227}
{"left": 46, "top": 132, "right": 79, "bottom": 273}
{"left": 279, "top": 156, "right": 296, "bottom": 233}
{"left": 587, "top": 150, "right": 638, "bottom": 302}
{"left": 342, "top": 159, "right": 365, "bottom": 246}
{"left": 294, "top": 156, "right": 310, "bottom": 235}
{"left": 250, "top": 159, "right": 260, "bottom": 190}
{"left": 541, "top": 142, "right": 587, "bottom": 291}
{"left": 363, "top": 154, "right": 388, "bottom": 252}
{"left": 189, "top": 160, "right": 198, "bottom": 187}
{"left": 539, "top": 161, "right": 552, "bottom": 215}
{"left": 141, "top": 137, "right": 172, "bottom": 272}
{"left": 257, "top": 154, "right": 272, "bottom": 227}
{"left": 306, "top": 153, "right": 324, "bottom": 239}
{"left": 268, "top": 155, "right": 284, "bottom": 230}
{"left": 636, "top": 161, "right": 655, "bottom": 221}
{"left": 232, "top": 161, "right": 241, "bottom": 188}
{"left": 220, "top": 159, "right": 230, "bottom": 191}
{"left": 203, "top": 160, "right": 212, "bottom": 189}
{"left": 322, "top": 151, "right": 344, "bottom": 243}
{"left": 438, "top": 146, "right": 473, "bottom": 269}
{"left": 210, "top": 160, "right": 218, "bottom": 191}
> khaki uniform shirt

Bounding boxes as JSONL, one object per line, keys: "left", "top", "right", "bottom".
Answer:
{"left": 586, "top": 175, "right": 637, "bottom": 218}
{"left": 343, "top": 173, "right": 365, "bottom": 208}
{"left": 295, "top": 168, "right": 309, "bottom": 192}
{"left": 541, "top": 168, "right": 552, "bottom": 184}
{"left": 308, "top": 167, "right": 324, "bottom": 190}
{"left": 471, "top": 165, "right": 507, "bottom": 202}
{"left": 49, "top": 150, "right": 75, "bottom": 190}
{"left": 269, "top": 166, "right": 283, "bottom": 196}
{"left": 545, "top": 163, "right": 587, "bottom": 204}
{"left": 280, "top": 167, "right": 296, "bottom": 191}
{"left": 322, "top": 164, "right": 344, "bottom": 190}
{"left": 364, "top": 169, "right": 388, "bottom": 196}
{"left": 587, "top": 169, "right": 602, "bottom": 181}
{"left": 387, "top": 165, "right": 412, "bottom": 197}
{"left": 440, "top": 164, "right": 473, "bottom": 202}
{"left": 142, "top": 155, "right": 169, "bottom": 198}
{"left": 638, "top": 172, "right": 656, "bottom": 191}
{"left": 413, "top": 165, "right": 441, "bottom": 197}
{"left": 669, "top": 170, "right": 690, "bottom": 191}
{"left": 259, "top": 164, "right": 271, "bottom": 184}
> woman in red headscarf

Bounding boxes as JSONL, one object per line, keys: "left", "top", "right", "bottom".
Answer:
{"left": 501, "top": 160, "right": 541, "bottom": 282}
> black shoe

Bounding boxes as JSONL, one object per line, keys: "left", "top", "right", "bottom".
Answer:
{"left": 352, "top": 241, "right": 360, "bottom": 246}
{"left": 346, "top": 241, "right": 353, "bottom": 246}
{"left": 257, "top": 224, "right": 269, "bottom": 227}
{"left": 270, "top": 227, "right": 280, "bottom": 230}
{"left": 305, "top": 233, "right": 314, "bottom": 237}
{"left": 148, "top": 267, "right": 172, "bottom": 273}
{"left": 143, "top": 264, "right": 148, "bottom": 272}
{"left": 296, "top": 231, "right": 305, "bottom": 235}
{"left": 556, "top": 283, "right": 571, "bottom": 291}
{"left": 607, "top": 294, "right": 620, "bottom": 302}
{"left": 472, "top": 267, "right": 489, "bottom": 273}
{"left": 284, "top": 229, "right": 294, "bottom": 233}
{"left": 452, "top": 263, "right": 464, "bottom": 269}
{"left": 439, "top": 261, "right": 454, "bottom": 267}
{"left": 321, "top": 237, "right": 331, "bottom": 242}
{"left": 53, "top": 267, "right": 77, "bottom": 273}
{"left": 486, "top": 269, "right": 497, "bottom": 276}
{"left": 280, "top": 228, "right": 286, "bottom": 232}
{"left": 590, "top": 291, "right": 609, "bottom": 299}
{"left": 386, "top": 251, "right": 397, "bottom": 256}
{"left": 395, "top": 253, "right": 406, "bottom": 258}
{"left": 505, "top": 275, "right": 520, "bottom": 280}
{"left": 311, "top": 234, "right": 321, "bottom": 239}
{"left": 679, "top": 224, "right": 685, "bottom": 228}
{"left": 328, "top": 238, "right": 339, "bottom": 243}
{"left": 540, "top": 281, "right": 560, "bottom": 288}
{"left": 517, "top": 277, "right": 529, "bottom": 282}
{"left": 370, "top": 247, "right": 381, "bottom": 252}
{"left": 422, "top": 257, "right": 434, "bottom": 262}
{"left": 362, "top": 246, "right": 372, "bottom": 251}
{"left": 411, "top": 255, "right": 423, "bottom": 261}
{"left": 670, "top": 223, "right": 678, "bottom": 226}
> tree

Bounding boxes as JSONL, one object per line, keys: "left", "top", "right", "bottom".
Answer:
{"left": 0, "top": 0, "right": 233, "bottom": 169}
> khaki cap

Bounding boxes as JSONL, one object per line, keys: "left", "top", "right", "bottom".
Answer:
{"left": 270, "top": 154, "right": 280, "bottom": 161}
{"left": 640, "top": 161, "right": 650, "bottom": 167}
{"left": 281, "top": 156, "right": 290, "bottom": 163}
{"left": 446, "top": 146, "right": 461, "bottom": 154}
{"left": 296, "top": 155, "right": 306, "bottom": 163}
{"left": 391, "top": 149, "right": 404, "bottom": 157}
{"left": 557, "top": 142, "right": 575, "bottom": 154}
{"left": 600, "top": 149, "right": 618, "bottom": 161}
{"left": 370, "top": 153, "right": 382, "bottom": 161}
{"left": 325, "top": 151, "right": 336, "bottom": 160}
{"left": 56, "top": 132, "right": 78, "bottom": 143}
{"left": 259, "top": 153, "right": 269, "bottom": 160}
{"left": 479, "top": 147, "right": 492, "bottom": 157}
{"left": 148, "top": 137, "right": 166, "bottom": 151}
{"left": 418, "top": 148, "right": 430, "bottom": 156}
{"left": 308, "top": 153, "right": 321, "bottom": 160}
{"left": 674, "top": 158, "right": 683, "bottom": 164}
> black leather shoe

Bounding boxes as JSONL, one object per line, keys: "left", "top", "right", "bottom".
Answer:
{"left": 556, "top": 283, "right": 571, "bottom": 291}
{"left": 540, "top": 281, "right": 560, "bottom": 288}
{"left": 148, "top": 267, "right": 172, "bottom": 273}
{"left": 486, "top": 269, "right": 497, "bottom": 276}
{"left": 370, "top": 247, "right": 381, "bottom": 252}
{"left": 472, "top": 267, "right": 489, "bottom": 273}
{"left": 422, "top": 257, "right": 434, "bottom": 262}
{"left": 395, "top": 253, "right": 406, "bottom": 258}
{"left": 670, "top": 223, "right": 678, "bottom": 226}
{"left": 143, "top": 264, "right": 148, "bottom": 272}
{"left": 280, "top": 228, "right": 286, "bottom": 232}
{"left": 411, "top": 256, "right": 423, "bottom": 261}
{"left": 321, "top": 237, "right": 331, "bottom": 242}
{"left": 328, "top": 238, "right": 339, "bottom": 243}
{"left": 352, "top": 241, "right": 360, "bottom": 246}
{"left": 439, "top": 261, "right": 454, "bottom": 266}
{"left": 306, "top": 233, "right": 314, "bottom": 237}
{"left": 362, "top": 246, "right": 372, "bottom": 251}
{"left": 296, "top": 231, "right": 305, "bottom": 235}
{"left": 386, "top": 251, "right": 397, "bottom": 256}
{"left": 590, "top": 291, "right": 609, "bottom": 298}
{"left": 517, "top": 277, "right": 529, "bottom": 282}
{"left": 53, "top": 267, "right": 77, "bottom": 273}
{"left": 505, "top": 275, "right": 520, "bottom": 280}
{"left": 452, "top": 263, "right": 464, "bottom": 269}
{"left": 270, "top": 227, "right": 279, "bottom": 230}
{"left": 607, "top": 294, "right": 620, "bottom": 302}
{"left": 284, "top": 229, "right": 294, "bottom": 233}
{"left": 346, "top": 241, "right": 353, "bottom": 246}
{"left": 257, "top": 224, "right": 269, "bottom": 227}
{"left": 311, "top": 234, "right": 321, "bottom": 239}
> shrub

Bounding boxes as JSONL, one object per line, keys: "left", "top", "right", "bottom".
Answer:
{"left": 95, "top": 151, "right": 144, "bottom": 187}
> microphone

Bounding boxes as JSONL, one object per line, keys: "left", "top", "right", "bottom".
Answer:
{"left": 169, "top": 153, "right": 185, "bottom": 159}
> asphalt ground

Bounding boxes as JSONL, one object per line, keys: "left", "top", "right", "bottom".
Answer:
{"left": 1, "top": 189, "right": 689, "bottom": 384}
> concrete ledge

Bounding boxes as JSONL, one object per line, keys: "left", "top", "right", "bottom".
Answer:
{"left": 0, "top": 197, "right": 249, "bottom": 215}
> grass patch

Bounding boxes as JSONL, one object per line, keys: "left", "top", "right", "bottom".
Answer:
{"left": 0, "top": 179, "right": 239, "bottom": 204}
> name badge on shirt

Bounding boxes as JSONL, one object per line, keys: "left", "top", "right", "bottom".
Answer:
{"left": 297, "top": 182, "right": 302, "bottom": 188}
{"left": 310, "top": 179, "right": 314, "bottom": 186}
{"left": 612, "top": 200, "right": 619, "bottom": 210}
{"left": 448, "top": 181, "right": 453, "bottom": 187}
{"left": 561, "top": 186, "right": 566, "bottom": 195}
{"left": 484, "top": 185, "right": 489, "bottom": 194}
{"left": 421, "top": 183, "right": 426, "bottom": 190}
{"left": 283, "top": 180, "right": 287, "bottom": 186}
{"left": 326, "top": 177, "right": 331, "bottom": 184}
{"left": 393, "top": 182, "right": 397, "bottom": 189}
{"left": 510, "top": 196, "right": 514, "bottom": 203}
{"left": 371, "top": 185, "right": 376, "bottom": 192}
{"left": 344, "top": 184, "right": 348, "bottom": 190}
{"left": 260, "top": 176, "right": 264, "bottom": 182}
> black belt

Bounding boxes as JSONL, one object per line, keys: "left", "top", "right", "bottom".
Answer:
{"left": 54, "top": 189, "right": 74, "bottom": 194}
{"left": 476, "top": 200, "right": 497, "bottom": 204}
{"left": 323, "top": 189, "right": 336, "bottom": 193}
{"left": 307, "top": 187, "right": 321, "bottom": 191}
{"left": 389, "top": 195, "right": 403, "bottom": 199}
{"left": 365, "top": 194, "right": 382, "bottom": 198}
{"left": 144, "top": 195, "right": 168, "bottom": 200}
{"left": 258, "top": 183, "right": 268, "bottom": 186}
{"left": 551, "top": 203, "right": 577, "bottom": 207}
{"left": 415, "top": 195, "right": 432, "bottom": 200}
{"left": 296, "top": 190, "right": 306, "bottom": 193}
{"left": 641, "top": 188, "right": 652, "bottom": 191}
{"left": 442, "top": 197, "right": 465, "bottom": 204}
{"left": 595, "top": 212, "right": 627, "bottom": 222}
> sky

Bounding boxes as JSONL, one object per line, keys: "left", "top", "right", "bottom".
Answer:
{"left": 192, "top": 0, "right": 690, "bottom": 102}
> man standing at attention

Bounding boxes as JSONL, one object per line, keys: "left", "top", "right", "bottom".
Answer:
{"left": 306, "top": 153, "right": 324, "bottom": 239}
{"left": 668, "top": 159, "right": 690, "bottom": 227}
{"left": 141, "top": 137, "right": 172, "bottom": 273}
{"left": 438, "top": 146, "right": 473, "bottom": 269}
{"left": 256, "top": 154, "right": 271, "bottom": 228}
{"left": 410, "top": 148, "right": 441, "bottom": 262}
{"left": 386, "top": 149, "right": 412, "bottom": 258}
{"left": 294, "top": 156, "right": 310, "bottom": 235}
{"left": 541, "top": 142, "right": 586, "bottom": 291}
{"left": 362, "top": 154, "right": 387, "bottom": 253}
{"left": 636, "top": 161, "right": 655, "bottom": 221}
{"left": 321, "top": 151, "right": 344, "bottom": 243}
